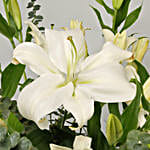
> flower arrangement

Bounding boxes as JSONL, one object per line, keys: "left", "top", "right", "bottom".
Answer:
{"left": 0, "top": 0, "right": 150, "bottom": 150}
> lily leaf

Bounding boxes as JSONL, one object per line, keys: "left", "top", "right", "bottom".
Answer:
{"left": 90, "top": 6, "right": 113, "bottom": 31}
{"left": 88, "top": 102, "right": 111, "bottom": 150}
{"left": 96, "top": 0, "right": 114, "bottom": 16}
{"left": 1, "top": 63, "right": 25, "bottom": 98}
{"left": 133, "top": 60, "right": 149, "bottom": 85}
{"left": 0, "top": 13, "right": 15, "bottom": 39}
{"left": 120, "top": 80, "right": 142, "bottom": 143}
{"left": 115, "top": 0, "right": 131, "bottom": 29}
{"left": 141, "top": 95, "right": 150, "bottom": 113}
{"left": 121, "top": 5, "right": 142, "bottom": 32}
{"left": 142, "top": 116, "right": 150, "bottom": 131}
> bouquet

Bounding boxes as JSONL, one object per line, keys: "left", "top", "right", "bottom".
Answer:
{"left": 0, "top": 0, "right": 150, "bottom": 149}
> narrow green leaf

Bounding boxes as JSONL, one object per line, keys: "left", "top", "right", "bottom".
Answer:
{"left": 133, "top": 60, "right": 149, "bottom": 85}
{"left": 115, "top": 0, "right": 131, "bottom": 28}
{"left": 7, "top": 112, "right": 24, "bottom": 134}
{"left": 142, "top": 116, "right": 150, "bottom": 131}
{"left": 90, "top": 6, "right": 113, "bottom": 31}
{"left": 96, "top": 0, "right": 114, "bottom": 15}
{"left": 120, "top": 80, "right": 142, "bottom": 143}
{"left": 121, "top": 5, "right": 142, "bottom": 31}
{"left": 0, "top": 13, "right": 15, "bottom": 39}
{"left": 108, "top": 103, "right": 121, "bottom": 120}
{"left": 141, "top": 95, "right": 150, "bottom": 113}
{"left": 1, "top": 63, "right": 25, "bottom": 98}
{"left": 87, "top": 102, "right": 110, "bottom": 150}
{"left": 19, "top": 78, "right": 34, "bottom": 91}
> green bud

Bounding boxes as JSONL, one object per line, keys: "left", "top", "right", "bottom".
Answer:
{"left": 8, "top": 0, "right": 22, "bottom": 30}
{"left": 112, "top": 0, "right": 124, "bottom": 10}
{"left": 106, "top": 114, "right": 123, "bottom": 146}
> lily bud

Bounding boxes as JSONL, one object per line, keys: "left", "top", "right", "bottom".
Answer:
{"left": 132, "top": 38, "right": 149, "bottom": 62}
{"left": 112, "top": 0, "right": 124, "bottom": 10}
{"left": 8, "top": 0, "right": 22, "bottom": 30}
{"left": 106, "top": 114, "right": 123, "bottom": 146}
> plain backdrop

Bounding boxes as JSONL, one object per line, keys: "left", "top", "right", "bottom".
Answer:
{"left": 0, "top": 0, "right": 150, "bottom": 69}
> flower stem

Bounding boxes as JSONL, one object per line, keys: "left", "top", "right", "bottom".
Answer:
{"left": 3, "top": 0, "right": 10, "bottom": 24}
{"left": 112, "top": 9, "right": 118, "bottom": 34}
{"left": 60, "top": 110, "right": 67, "bottom": 129}
{"left": 10, "top": 38, "right": 16, "bottom": 49}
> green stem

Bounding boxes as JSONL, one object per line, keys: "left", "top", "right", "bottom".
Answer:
{"left": 3, "top": 0, "right": 10, "bottom": 24}
{"left": 23, "top": 71, "right": 27, "bottom": 81}
{"left": 20, "top": 31, "right": 23, "bottom": 43}
{"left": 112, "top": 9, "right": 118, "bottom": 34}
{"left": 10, "top": 38, "right": 16, "bottom": 49}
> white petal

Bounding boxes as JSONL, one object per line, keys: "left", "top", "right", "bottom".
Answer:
{"left": 79, "top": 42, "right": 132, "bottom": 72}
{"left": 25, "top": 21, "right": 47, "bottom": 50}
{"left": 138, "top": 108, "right": 147, "bottom": 128}
{"left": 45, "top": 29, "right": 86, "bottom": 74}
{"left": 13, "top": 42, "right": 58, "bottom": 75}
{"left": 63, "top": 87, "right": 94, "bottom": 128}
{"left": 78, "top": 63, "right": 136, "bottom": 103}
{"left": 17, "top": 73, "right": 73, "bottom": 130}
{"left": 143, "top": 77, "right": 150, "bottom": 101}
{"left": 125, "top": 65, "right": 140, "bottom": 82}
{"left": 50, "top": 144, "right": 72, "bottom": 150}
{"left": 102, "top": 29, "right": 114, "bottom": 42}
{"left": 73, "top": 135, "right": 92, "bottom": 149}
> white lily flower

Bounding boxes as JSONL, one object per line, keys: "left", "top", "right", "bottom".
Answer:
{"left": 13, "top": 22, "right": 136, "bottom": 130}
{"left": 102, "top": 29, "right": 136, "bottom": 50}
{"left": 50, "top": 135, "right": 92, "bottom": 150}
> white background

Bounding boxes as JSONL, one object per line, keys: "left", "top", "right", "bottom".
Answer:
{"left": 0, "top": 0, "right": 150, "bottom": 69}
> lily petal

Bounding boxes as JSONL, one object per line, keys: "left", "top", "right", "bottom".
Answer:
{"left": 25, "top": 21, "right": 47, "bottom": 50}
{"left": 17, "top": 73, "right": 73, "bottom": 130}
{"left": 63, "top": 87, "right": 94, "bottom": 128}
{"left": 78, "top": 63, "right": 136, "bottom": 103}
{"left": 73, "top": 135, "right": 92, "bottom": 150}
{"left": 79, "top": 42, "right": 132, "bottom": 72}
{"left": 102, "top": 29, "right": 114, "bottom": 42}
{"left": 45, "top": 29, "right": 86, "bottom": 74}
{"left": 13, "top": 42, "right": 58, "bottom": 75}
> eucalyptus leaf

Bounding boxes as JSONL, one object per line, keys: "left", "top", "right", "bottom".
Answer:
{"left": 1, "top": 63, "right": 25, "bottom": 98}
{"left": 7, "top": 112, "right": 24, "bottom": 134}
{"left": 120, "top": 80, "right": 142, "bottom": 143}
{"left": 121, "top": 5, "right": 142, "bottom": 32}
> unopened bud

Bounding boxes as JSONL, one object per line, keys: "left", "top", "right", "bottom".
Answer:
{"left": 112, "top": 0, "right": 124, "bottom": 10}
{"left": 106, "top": 114, "right": 123, "bottom": 146}
{"left": 9, "top": 0, "right": 22, "bottom": 30}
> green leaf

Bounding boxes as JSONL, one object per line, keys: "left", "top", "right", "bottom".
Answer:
{"left": 141, "top": 95, "right": 150, "bottom": 113}
{"left": 126, "top": 130, "right": 150, "bottom": 150}
{"left": 27, "top": 129, "right": 52, "bottom": 150}
{"left": 108, "top": 103, "right": 121, "bottom": 120}
{"left": 7, "top": 112, "right": 24, "bottom": 134}
{"left": 1, "top": 63, "right": 25, "bottom": 98}
{"left": 142, "top": 116, "right": 150, "bottom": 131}
{"left": 115, "top": 0, "right": 131, "bottom": 28}
{"left": 0, "top": 13, "right": 15, "bottom": 39}
{"left": 106, "top": 114, "right": 123, "bottom": 146}
{"left": 96, "top": 0, "right": 114, "bottom": 15}
{"left": 133, "top": 60, "right": 149, "bottom": 85}
{"left": 19, "top": 78, "right": 34, "bottom": 91}
{"left": 87, "top": 102, "right": 111, "bottom": 150}
{"left": 90, "top": 6, "right": 113, "bottom": 31}
{"left": 120, "top": 80, "right": 142, "bottom": 143}
{"left": 121, "top": 5, "right": 142, "bottom": 32}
